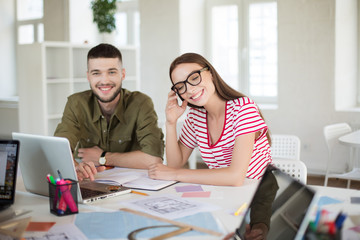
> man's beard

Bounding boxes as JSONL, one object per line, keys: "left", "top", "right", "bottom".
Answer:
{"left": 91, "top": 84, "right": 122, "bottom": 103}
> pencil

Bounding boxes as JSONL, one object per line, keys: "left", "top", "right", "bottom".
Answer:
{"left": 131, "top": 190, "right": 149, "bottom": 196}
{"left": 234, "top": 203, "right": 247, "bottom": 216}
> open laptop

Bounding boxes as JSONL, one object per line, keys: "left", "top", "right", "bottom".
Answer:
{"left": 12, "top": 132, "right": 131, "bottom": 203}
{"left": 233, "top": 164, "right": 318, "bottom": 240}
{"left": 0, "top": 140, "right": 20, "bottom": 211}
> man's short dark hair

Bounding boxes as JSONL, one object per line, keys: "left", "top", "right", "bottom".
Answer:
{"left": 87, "top": 43, "right": 123, "bottom": 63}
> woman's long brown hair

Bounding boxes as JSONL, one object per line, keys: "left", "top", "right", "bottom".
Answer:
{"left": 169, "top": 52, "right": 271, "bottom": 145}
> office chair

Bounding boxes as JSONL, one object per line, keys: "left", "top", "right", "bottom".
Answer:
{"left": 271, "top": 134, "right": 301, "bottom": 161}
{"left": 272, "top": 159, "right": 307, "bottom": 184}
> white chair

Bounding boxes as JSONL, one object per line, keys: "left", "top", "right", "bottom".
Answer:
{"left": 270, "top": 134, "right": 301, "bottom": 161}
{"left": 323, "top": 123, "right": 352, "bottom": 187}
{"left": 272, "top": 159, "right": 307, "bottom": 184}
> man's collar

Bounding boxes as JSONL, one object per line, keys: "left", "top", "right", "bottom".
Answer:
{"left": 91, "top": 89, "right": 126, "bottom": 123}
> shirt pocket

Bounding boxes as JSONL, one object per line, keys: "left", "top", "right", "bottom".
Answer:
{"left": 80, "top": 134, "right": 100, "bottom": 148}
{"left": 109, "top": 135, "right": 133, "bottom": 152}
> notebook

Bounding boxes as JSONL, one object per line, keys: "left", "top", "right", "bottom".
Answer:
{"left": 233, "top": 164, "right": 318, "bottom": 240}
{"left": 12, "top": 132, "right": 131, "bottom": 203}
{"left": 0, "top": 140, "right": 20, "bottom": 211}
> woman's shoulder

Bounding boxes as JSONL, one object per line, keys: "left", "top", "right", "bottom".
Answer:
{"left": 229, "top": 97, "right": 256, "bottom": 107}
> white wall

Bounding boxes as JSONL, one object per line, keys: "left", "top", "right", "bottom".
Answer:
{"left": 139, "top": 0, "right": 181, "bottom": 122}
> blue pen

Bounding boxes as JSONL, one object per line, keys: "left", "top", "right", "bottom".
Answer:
{"left": 335, "top": 212, "right": 347, "bottom": 229}
{"left": 313, "top": 209, "right": 322, "bottom": 229}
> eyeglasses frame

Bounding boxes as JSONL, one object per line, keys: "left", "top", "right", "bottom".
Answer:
{"left": 171, "top": 67, "right": 209, "bottom": 94}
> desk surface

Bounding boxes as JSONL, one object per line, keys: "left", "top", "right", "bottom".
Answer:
{"left": 10, "top": 174, "right": 260, "bottom": 239}
{"left": 339, "top": 130, "right": 360, "bottom": 148}
{"left": 6, "top": 172, "right": 360, "bottom": 240}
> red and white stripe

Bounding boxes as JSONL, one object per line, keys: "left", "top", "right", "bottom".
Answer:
{"left": 179, "top": 97, "right": 272, "bottom": 179}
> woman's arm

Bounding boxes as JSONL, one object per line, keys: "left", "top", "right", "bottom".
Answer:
{"left": 149, "top": 132, "right": 256, "bottom": 186}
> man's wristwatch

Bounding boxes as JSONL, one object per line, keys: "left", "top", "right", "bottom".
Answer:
{"left": 99, "top": 151, "right": 107, "bottom": 166}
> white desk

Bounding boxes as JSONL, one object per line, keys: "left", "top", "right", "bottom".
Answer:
{"left": 9, "top": 175, "right": 259, "bottom": 239}
{"left": 338, "top": 130, "right": 360, "bottom": 181}
{"left": 6, "top": 175, "right": 360, "bottom": 240}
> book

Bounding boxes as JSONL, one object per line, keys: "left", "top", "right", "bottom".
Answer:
{"left": 94, "top": 167, "right": 177, "bottom": 191}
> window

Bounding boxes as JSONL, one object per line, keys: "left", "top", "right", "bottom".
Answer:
{"left": 16, "top": 0, "right": 44, "bottom": 44}
{"left": 208, "top": 0, "right": 277, "bottom": 104}
{"left": 115, "top": 1, "right": 140, "bottom": 46}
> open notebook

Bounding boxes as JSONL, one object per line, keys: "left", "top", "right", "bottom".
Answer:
{"left": 12, "top": 133, "right": 131, "bottom": 203}
{"left": 233, "top": 164, "right": 318, "bottom": 240}
{"left": 94, "top": 167, "right": 177, "bottom": 191}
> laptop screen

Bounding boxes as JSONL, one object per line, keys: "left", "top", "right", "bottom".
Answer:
{"left": 234, "top": 164, "right": 316, "bottom": 240}
{"left": 0, "top": 140, "right": 19, "bottom": 210}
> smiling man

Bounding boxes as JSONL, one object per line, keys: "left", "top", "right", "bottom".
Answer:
{"left": 54, "top": 43, "right": 164, "bottom": 180}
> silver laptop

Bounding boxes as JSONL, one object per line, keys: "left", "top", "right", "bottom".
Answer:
{"left": 233, "top": 164, "right": 318, "bottom": 240}
{"left": 12, "top": 132, "right": 131, "bottom": 203}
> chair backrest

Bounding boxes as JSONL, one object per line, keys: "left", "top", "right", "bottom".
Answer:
{"left": 270, "top": 134, "right": 301, "bottom": 161}
{"left": 323, "top": 123, "right": 352, "bottom": 152}
{"left": 272, "top": 159, "right": 307, "bottom": 184}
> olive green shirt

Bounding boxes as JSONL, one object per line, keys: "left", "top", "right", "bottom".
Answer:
{"left": 54, "top": 89, "right": 164, "bottom": 159}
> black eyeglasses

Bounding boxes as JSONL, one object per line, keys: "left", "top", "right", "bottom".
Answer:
{"left": 171, "top": 67, "right": 209, "bottom": 95}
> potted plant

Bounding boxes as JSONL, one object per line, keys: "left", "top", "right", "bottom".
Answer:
{"left": 91, "top": 0, "right": 118, "bottom": 34}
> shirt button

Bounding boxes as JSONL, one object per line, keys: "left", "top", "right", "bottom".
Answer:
{"left": 103, "top": 130, "right": 106, "bottom": 133}
{"left": 87, "top": 138, "right": 90, "bottom": 142}
{"left": 118, "top": 140, "right": 122, "bottom": 144}
{"left": 101, "top": 115, "right": 104, "bottom": 119}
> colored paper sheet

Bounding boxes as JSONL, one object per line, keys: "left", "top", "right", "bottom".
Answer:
{"left": 26, "top": 222, "right": 56, "bottom": 232}
{"left": 351, "top": 197, "right": 360, "bottom": 204}
{"left": 349, "top": 225, "right": 360, "bottom": 233}
{"left": 75, "top": 211, "right": 223, "bottom": 239}
{"left": 175, "top": 185, "right": 203, "bottom": 192}
{"left": 317, "top": 196, "right": 343, "bottom": 207}
{"left": 182, "top": 191, "right": 211, "bottom": 198}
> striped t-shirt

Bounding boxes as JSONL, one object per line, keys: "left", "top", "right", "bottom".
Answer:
{"left": 179, "top": 97, "right": 272, "bottom": 179}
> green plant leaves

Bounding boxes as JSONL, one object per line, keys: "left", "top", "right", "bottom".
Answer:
{"left": 91, "top": 0, "right": 117, "bottom": 33}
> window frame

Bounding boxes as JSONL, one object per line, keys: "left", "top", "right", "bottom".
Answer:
{"left": 206, "top": 0, "right": 278, "bottom": 104}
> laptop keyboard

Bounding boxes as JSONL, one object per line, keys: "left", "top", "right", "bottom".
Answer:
{"left": 80, "top": 188, "right": 105, "bottom": 199}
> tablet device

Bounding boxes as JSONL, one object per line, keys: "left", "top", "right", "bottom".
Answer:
{"left": 233, "top": 164, "right": 317, "bottom": 240}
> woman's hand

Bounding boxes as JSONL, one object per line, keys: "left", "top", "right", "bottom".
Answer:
{"left": 165, "top": 91, "right": 187, "bottom": 125}
{"left": 148, "top": 163, "right": 177, "bottom": 181}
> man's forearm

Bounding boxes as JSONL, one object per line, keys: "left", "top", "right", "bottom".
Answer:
{"left": 106, "top": 150, "right": 162, "bottom": 169}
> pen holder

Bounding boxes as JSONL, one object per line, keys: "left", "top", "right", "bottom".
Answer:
{"left": 48, "top": 179, "right": 79, "bottom": 216}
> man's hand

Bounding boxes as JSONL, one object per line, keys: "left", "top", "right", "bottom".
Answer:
{"left": 244, "top": 223, "right": 268, "bottom": 240}
{"left": 77, "top": 146, "right": 103, "bottom": 166}
{"left": 76, "top": 161, "right": 105, "bottom": 181}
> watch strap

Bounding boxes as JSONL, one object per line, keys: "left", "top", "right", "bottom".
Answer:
{"left": 101, "top": 151, "right": 107, "bottom": 158}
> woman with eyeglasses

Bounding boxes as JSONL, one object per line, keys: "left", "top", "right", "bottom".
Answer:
{"left": 149, "top": 53, "right": 272, "bottom": 186}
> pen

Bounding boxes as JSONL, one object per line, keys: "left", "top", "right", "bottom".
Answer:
{"left": 57, "top": 169, "right": 63, "bottom": 180}
{"left": 47, "top": 174, "right": 56, "bottom": 185}
{"left": 131, "top": 190, "right": 149, "bottom": 196}
{"left": 335, "top": 212, "right": 347, "bottom": 229}
{"left": 234, "top": 203, "right": 247, "bottom": 216}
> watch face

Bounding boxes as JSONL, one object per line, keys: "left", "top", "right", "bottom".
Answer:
{"left": 99, "top": 157, "right": 106, "bottom": 165}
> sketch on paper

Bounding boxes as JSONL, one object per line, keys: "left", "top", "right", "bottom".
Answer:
{"left": 122, "top": 194, "right": 220, "bottom": 219}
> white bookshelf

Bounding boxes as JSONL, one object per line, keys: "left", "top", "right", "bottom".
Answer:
{"left": 17, "top": 41, "right": 140, "bottom": 135}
